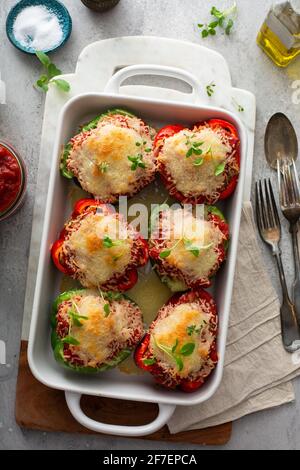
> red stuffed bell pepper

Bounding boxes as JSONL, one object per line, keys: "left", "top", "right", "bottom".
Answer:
{"left": 154, "top": 119, "right": 240, "bottom": 205}
{"left": 149, "top": 204, "right": 229, "bottom": 292}
{"left": 135, "top": 289, "right": 218, "bottom": 392}
{"left": 51, "top": 198, "right": 149, "bottom": 292}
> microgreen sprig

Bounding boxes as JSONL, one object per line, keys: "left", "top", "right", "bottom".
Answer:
{"left": 159, "top": 237, "right": 183, "bottom": 259}
{"left": 187, "top": 320, "right": 208, "bottom": 337}
{"left": 232, "top": 97, "right": 245, "bottom": 112}
{"left": 198, "top": 2, "right": 237, "bottom": 38}
{"left": 35, "top": 51, "right": 70, "bottom": 93}
{"left": 160, "top": 237, "right": 213, "bottom": 259}
{"left": 127, "top": 140, "right": 151, "bottom": 171}
{"left": 154, "top": 337, "right": 195, "bottom": 371}
{"left": 185, "top": 134, "right": 204, "bottom": 159}
{"left": 206, "top": 82, "right": 216, "bottom": 97}
{"left": 97, "top": 288, "right": 118, "bottom": 318}
{"left": 98, "top": 162, "right": 109, "bottom": 173}
{"left": 103, "top": 235, "right": 124, "bottom": 249}
{"left": 67, "top": 301, "right": 88, "bottom": 328}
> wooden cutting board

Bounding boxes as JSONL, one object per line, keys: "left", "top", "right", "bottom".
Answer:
{"left": 15, "top": 341, "right": 232, "bottom": 445}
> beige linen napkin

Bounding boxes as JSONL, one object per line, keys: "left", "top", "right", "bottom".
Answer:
{"left": 168, "top": 202, "right": 300, "bottom": 434}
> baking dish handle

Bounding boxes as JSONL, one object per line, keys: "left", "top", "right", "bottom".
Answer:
{"left": 65, "top": 391, "right": 176, "bottom": 437}
{"left": 104, "top": 64, "right": 203, "bottom": 104}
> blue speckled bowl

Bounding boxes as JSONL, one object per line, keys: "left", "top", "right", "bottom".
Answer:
{"left": 6, "top": 0, "right": 72, "bottom": 54}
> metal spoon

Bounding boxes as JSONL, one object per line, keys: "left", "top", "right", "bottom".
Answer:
{"left": 265, "top": 113, "right": 298, "bottom": 169}
{"left": 265, "top": 112, "right": 300, "bottom": 329}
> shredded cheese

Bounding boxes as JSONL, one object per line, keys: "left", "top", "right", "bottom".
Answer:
{"left": 67, "top": 115, "right": 156, "bottom": 200}
{"left": 158, "top": 127, "right": 233, "bottom": 196}
{"left": 152, "top": 208, "right": 224, "bottom": 282}
{"left": 64, "top": 213, "right": 133, "bottom": 287}
{"left": 59, "top": 291, "right": 143, "bottom": 368}
{"left": 150, "top": 303, "right": 215, "bottom": 378}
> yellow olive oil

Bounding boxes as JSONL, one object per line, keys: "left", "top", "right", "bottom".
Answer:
{"left": 257, "top": 2, "right": 300, "bottom": 67}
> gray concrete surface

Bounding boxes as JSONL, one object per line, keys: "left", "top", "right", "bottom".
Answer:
{"left": 1, "top": 0, "right": 300, "bottom": 450}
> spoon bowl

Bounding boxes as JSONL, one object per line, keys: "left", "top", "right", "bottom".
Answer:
{"left": 265, "top": 113, "right": 298, "bottom": 169}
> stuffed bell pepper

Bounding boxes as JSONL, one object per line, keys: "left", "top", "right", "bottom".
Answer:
{"left": 154, "top": 119, "right": 240, "bottom": 204}
{"left": 135, "top": 289, "right": 218, "bottom": 392}
{"left": 51, "top": 198, "right": 149, "bottom": 291}
{"left": 60, "top": 108, "right": 157, "bottom": 203}
{"left": 51, "top": 289, "right": 144, "bottom": 373}
{"left": 149, "top": 204, "right": 229, "bottom": 292}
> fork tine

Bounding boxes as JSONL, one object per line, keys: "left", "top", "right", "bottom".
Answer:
{"left": 282, "top": 160, "right": 291, "bottom": 207}
{"left": 264, "top": 179, "right": 273, "bottom": 228}
{"left": 287, "top": 162, "right": 297, "bottom": 204}
{"left": 291, "top": 159, "right": 300, "bottom": 204}
{"left": 255, "top": 181, "right": 264, "bottom": 234}
{"left": 268, "top": 179, "right": 280, "bottom": 228}
{"left": 259, "top": 179, "right": 269, "bottom": 228}
{"left": 277, "top": 159, "right": 284, "bottom": 208}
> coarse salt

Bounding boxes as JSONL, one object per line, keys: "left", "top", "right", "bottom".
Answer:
{"left": 12, "top": 5, "right": 63, "bottom": 51}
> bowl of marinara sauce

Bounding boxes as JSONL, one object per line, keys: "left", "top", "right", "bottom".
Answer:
{"left": 0, "top": 140, "right": 26, "bottom": 221}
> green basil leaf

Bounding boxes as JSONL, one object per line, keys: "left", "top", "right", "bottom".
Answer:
{"left": 175, "top": 355, "right": 184, "bottom": 371}
{"left": 105, "top": 291, "right": 123, "bottom": 302}
{"left": 211, "top": 6, "right": 223, "bottom": 18}
{"left": 36, "top": 79, "right": 49, "bottom": 92}
{"left": 103, "top": 236, "right": 113, "bottom": 248}
{"left": 104, "top": 303, "right": 110, "bottom": 317}
{"left": 36, "top": 51, "right": 51, "bottom": 67}
{"left": 209, "top": 20, "right": 220, "bottom": 28}
{"left": 48, "top": 63, "right": 62, "bottom": 79}
{"left": 193, "top": 142, "right": 204, "bottom": 148}
{"left": 187, "top": 325, "right": 196, "bottom": 336}
{"left": 143, "top": 358, "right": 156, "bottom": 366}
{"left": 159, "top": 249, "right": 171, "bottom": 259}
{"left": 189, "top": 248, "right": 200, "bottom": 257}
{"left": 51, "top": 79, "right": 71, "bottom": 93}
{"left": 172, "top": 339, "right": 179, "bottom": 353}
{"left": 215, "top": 162, "right": 226, "bottom": 176}
{"left": 194, "top": 157, "right": 204, "bottom": 167}
{"left": 225, "top": 18, "right": 234, "bottom": 35}
{"left": 202, "top": 29, "right": 209, "bottom": 38}
{"left": 62, "top": 335, "right": 80, "bottom": 346}
{"left": 180, "top": 343, "right": 196, "bottom": 356}
{"left": 186, "top": 147, "right": 194, "bottom": 158}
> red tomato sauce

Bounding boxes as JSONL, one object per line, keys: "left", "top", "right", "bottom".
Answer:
{"left": 0, "top": 144, "right": 22, "bottom": 213}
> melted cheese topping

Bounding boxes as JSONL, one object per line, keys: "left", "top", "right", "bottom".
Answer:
{"left": 155, "top": 209, "right": 224, "bottom": 281}
{"left": 67, "top": 293, "right": 140, "bottom": 367}
{"left": 158, "top": 127, "right": 232, "bottom": 196}
{"left": 64, "top": 213, "right": 133, "bottom": 287}
{"left": 68, "top": 117, "right": 155, "bottom": 200}
{"left": 150, "top": 303, "right": 214, "bottom": 377}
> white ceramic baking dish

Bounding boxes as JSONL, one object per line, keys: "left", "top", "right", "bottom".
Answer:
{"left": 28, "top": 64, "right": 247, "bottom": 437}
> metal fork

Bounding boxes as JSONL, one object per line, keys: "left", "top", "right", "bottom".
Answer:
{"left": 255, "top": 178, "right": 300, "bottom": 353}
{"left": 278, "top": 158, "right": 300, "bottom": 327}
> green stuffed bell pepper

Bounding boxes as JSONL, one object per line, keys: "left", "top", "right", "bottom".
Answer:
{"left": 59, "top": 107, "right": 157, "bottom": 204}
{"left": 60, "top": 108, "right": 137, "bottom": 180}
{"left": 51, "top": 289, "right": 144, "bottom": 374}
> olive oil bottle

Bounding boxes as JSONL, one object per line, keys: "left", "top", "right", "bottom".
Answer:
{"left": 257, "top": 1, "right": 300, "bottom": 67}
